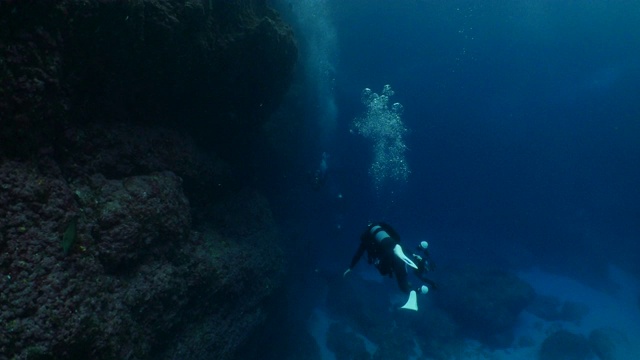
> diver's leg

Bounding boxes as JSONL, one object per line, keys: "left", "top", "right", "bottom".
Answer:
{"left": 417, "top": 274, "right": 438, "bottom": 290}
{"left": 423, "top": 278, "right": 438, "bottom": 290}
{"left": 396, "top": 259, "right": 426, "bottom": 311}
{"left": 393, "top": 258, "right": 411, "bottom": 293}
{"left": 398, "top": 263, "right": 419, "bottom": 311}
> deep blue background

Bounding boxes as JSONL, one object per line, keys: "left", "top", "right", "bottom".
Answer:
{"left": 267, "top": 0, "right": 640, "bottom": 283}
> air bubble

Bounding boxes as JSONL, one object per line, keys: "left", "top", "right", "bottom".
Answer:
{"left": 351, "top": 85, "right": 410, "bottom": 190}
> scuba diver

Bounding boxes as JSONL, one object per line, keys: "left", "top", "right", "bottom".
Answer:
{"left": 343, "top": 222, "right": 429, "bottom": 311}
{"left": 411, "top": 241, "right": 438, "bottom": 290}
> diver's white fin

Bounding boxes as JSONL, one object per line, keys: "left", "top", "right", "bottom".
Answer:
{"left": 394, "top": 244, "right": 418, "bottom": 269}
{"left": 400, "top": 290, "right": 418, "bottom": 311}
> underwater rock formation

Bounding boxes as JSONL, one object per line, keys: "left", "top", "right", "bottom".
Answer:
{"left": 324, "top": 272, "right": 393, "bottom": 344}
{"left": 434, "top": 267, "right": 536, "bottom": 348}
{"left": 0, "top": 0, "right": 295, "bottom": 359}
{"left": 57, "top": 123, "right": 235, "bottom": 224}
{"left": 589, "top": 327, "right": 639, "bottom": 360}
{"left": 0, "top": 0, "right": 297, "bottom": 159}
{"left": 539, "top": 330, "right": 592, "bottom": 360}
{"left": 326, "top": 322, "right": 371, "bottom": 360}
{"left": 409, "top": 307, "right": 461, "bottom": 359}
{"left": 0, "top": 154, "right": 285, "bottom": 359}
{"left": 527, "top": 294, "right": 590, "bottom": 324}
{"left": 324, "top": 272, "right": 445, "bottom": 360}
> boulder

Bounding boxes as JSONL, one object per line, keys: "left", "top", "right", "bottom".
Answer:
{"left": 434, "top": 267, "right": 536, "bottom": 347}
{"left": 589, "top": 327, "right": 639, "bottom": 360}
{"left": 539, "top": 330, "right": 592, "bottom": 360}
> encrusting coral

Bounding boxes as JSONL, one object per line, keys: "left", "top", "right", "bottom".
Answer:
{"left": 0, "top": 0, "right": 296, "bottom": 358}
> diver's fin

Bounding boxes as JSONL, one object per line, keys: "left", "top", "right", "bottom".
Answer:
{"left": 400, "top": 290, "right": 418, "bottom": 311}
{"left": 394, "top": 244, "right": 418, "bottom": 269}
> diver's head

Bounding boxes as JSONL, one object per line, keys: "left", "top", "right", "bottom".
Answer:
{"left": 420, "top": 241, "right": 429, "bottom": 250}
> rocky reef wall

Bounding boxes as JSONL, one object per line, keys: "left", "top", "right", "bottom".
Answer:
{"left": 0, "top": 0, "right": 297, "bottom": 159}
{"left": 0, "top": 1, "right": 297, "bottom": 359}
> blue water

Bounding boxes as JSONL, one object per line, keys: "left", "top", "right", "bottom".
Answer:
{"left": 259, "top": 2, "right": 640, "bottom": 357}
{"left": 267, "top": 0, "right": 640, "bottom": 280}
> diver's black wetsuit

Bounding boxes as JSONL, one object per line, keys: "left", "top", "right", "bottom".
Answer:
{"left": 412, "top": 245, "right": 437, "bottom": 290}
{"left": 348, "top": 222, "right": 411, "bottom": 293}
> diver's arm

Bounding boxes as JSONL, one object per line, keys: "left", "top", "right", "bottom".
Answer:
{"left": 424, "top": 278, "right": 438, "bottom": 290}
{"left": 416, "top": 245, "right": 434, "bottom": 269}
{"left": 415, "top": 272, "right": 438, "bottom": 290}
{"left": 349, "top": 242, "right": 367, "bottom": 270}
{"left": 344, "top": 242, "right": 366, "bottom": 277}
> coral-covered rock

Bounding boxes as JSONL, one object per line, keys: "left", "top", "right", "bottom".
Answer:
{"left": 58, "top": 123, "right": 234, "bottom": 223}
{"left": 0, "top": 159, "right": 285, "bottom": 359}
{"left": 324, "top": 273, "right": 393, "bottom": 344}
{"left": 0, "top": 4, "right": 66, "bottom": 157}
{"left": 434, "top": 267, "right": 536, "bottom": 348}
{"left": 527, "top": 294, "right": 590, "bottom": 325}
{"left": 371, "top": 326, "right": 417, "bottom": 360}
{"left": 326, "top": 322, "right": 371, "bottom": 360}
{"left": 0, "top": 0, "right": 297, "bottom": 159}
{"left": 589, "top": 327, "right": 639, "bottom": 360}
{"left": 241, "top": 306, "right": 322, "bottom": 360}
{"left": 539, "top": 330, "right": 592, "bottom": 360}
{"left": 155, "top": 224, "right": 285, "bottom": 360}
{"left": 410, "top": 306, "right": 462, "bottom": 360}
{"left": 80, "top": 171, "right": 191, "bottom": 273}
{"left": 0, "top": 1, "right": 294, "bottom": 358}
